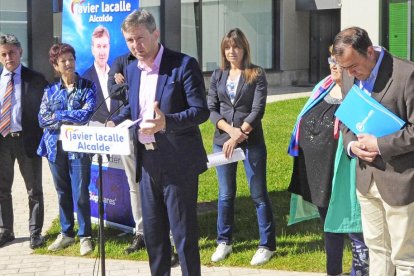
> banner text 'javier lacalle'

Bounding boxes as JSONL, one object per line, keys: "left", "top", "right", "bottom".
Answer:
{"left": 71, "top": 0, "right": 132, "bottom": 23}
{"left": 60, "top": 125, "right": 131, "bottom": 156}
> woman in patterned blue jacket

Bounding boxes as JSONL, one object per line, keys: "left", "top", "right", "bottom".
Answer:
{"left": 37, "top": 43, "right": 96, "bottom": 256}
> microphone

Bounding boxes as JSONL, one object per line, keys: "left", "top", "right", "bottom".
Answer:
{"left": 104, "top": 99, "right": 128, "bottom": 126}
{"left": 87, "top": 91, "right": 115, "bottom": 126}
{"left": 109, "top": 83, "right": 128, "bottom": 102}
{"left": 87, "top": 83, "right": 128, "bottom": 126}
{"left": 104, "top": 83, "right": 130, "bottom": 126}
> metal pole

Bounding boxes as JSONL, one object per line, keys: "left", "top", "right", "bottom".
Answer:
{"left": 408, "top": 0, "right": 412, "bottom": 61}
{"left": 98, "top": 154, "right": 106, "bottom": 276}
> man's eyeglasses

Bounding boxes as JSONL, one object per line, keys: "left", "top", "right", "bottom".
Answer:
{"left": 328, "top": 57, "right": 337, "bottom": 65}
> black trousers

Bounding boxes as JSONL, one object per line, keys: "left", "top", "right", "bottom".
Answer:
{"left": 140, "top": 149, "right": 201, "bottom": 276}
{"left": 0, "top": 135, "right": 43, "bottom": 236}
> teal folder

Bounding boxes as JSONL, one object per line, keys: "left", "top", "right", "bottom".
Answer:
{"left": 335, "top": 85, "right": 405, "bottom": 137}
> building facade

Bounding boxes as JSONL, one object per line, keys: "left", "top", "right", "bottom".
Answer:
{"left": 0, "top": 0, "right": 54, "bottom": 80}
{"left": 2, "top": 0, "right": 403, "bottom": 86}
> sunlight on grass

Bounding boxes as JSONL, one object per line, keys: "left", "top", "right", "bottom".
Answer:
{"left": 36, "top": 98, "right": 354, "bottom": 273}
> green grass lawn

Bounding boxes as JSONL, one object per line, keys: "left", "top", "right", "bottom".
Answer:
{"left": 36, "top": 98, "right": 354, "bottom": 273}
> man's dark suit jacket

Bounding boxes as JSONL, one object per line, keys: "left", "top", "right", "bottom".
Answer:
{"left": 82, "top": 65, "right": 120, "bottom": 123}
{"left": 0, "top": 66, "right": 47, "bottom": 157}
{"left": 207, "top": 68, "right": 267, "bottom": 146}
{"left": 111, "top": 47, "right": 209, "bottom": 181}
{"left": 342, "top": 50, "right": 414, "bottom": 206}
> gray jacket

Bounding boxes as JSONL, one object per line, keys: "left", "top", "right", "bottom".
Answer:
{"left": 207, "top": 68, "right": 267, "bottom": 146}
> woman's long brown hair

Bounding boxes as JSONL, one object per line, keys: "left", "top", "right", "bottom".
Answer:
{"left": 220, "top": 28, "right": 262, "bottom": 84}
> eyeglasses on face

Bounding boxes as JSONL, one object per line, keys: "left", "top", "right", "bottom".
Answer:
{"left": 328, "top": 57, "right": 337, "bottom": 65}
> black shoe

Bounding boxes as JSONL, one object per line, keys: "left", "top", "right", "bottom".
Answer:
{"left": 171, "top": 246, "right": 179, "bottom": 267}
{"left": 30, "top": 234, "right": 45, "bottom": 249}
{"left": 0, "top": 231, "right": 15, "bottom": 247}
{"left": 124, "top": 233, "right": 145, "bottom": 254}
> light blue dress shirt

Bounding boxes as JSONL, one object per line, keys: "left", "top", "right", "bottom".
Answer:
{"left": 356, "top": 46, "right": 384, "bottom": 94}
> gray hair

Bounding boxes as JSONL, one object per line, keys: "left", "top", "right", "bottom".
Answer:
{"left": 121, "top": 9, "right": 157, "bottom": 33}
{"left": 0, "top": 34, "right": 21, "bottom": 48}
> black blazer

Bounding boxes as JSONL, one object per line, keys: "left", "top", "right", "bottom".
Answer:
{"left": 207, "top": 68, "right": 267, "bottom": 146}
{"left": 82, "top": 65, "right": 120, "bottom": 123}
{"left": 0, "top": 66, "right": 48, "bottom": 157}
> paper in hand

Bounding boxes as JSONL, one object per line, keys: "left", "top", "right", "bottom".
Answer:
{"left": 207, "top": 148, "right": 246, "bottom": 168}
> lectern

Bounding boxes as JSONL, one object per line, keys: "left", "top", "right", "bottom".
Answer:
{"left": 61, "top": 125, "right": 131, "bottom": 276}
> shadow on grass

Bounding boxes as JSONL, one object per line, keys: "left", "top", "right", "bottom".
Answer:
{"left": 37, "top": 190, "right": 338, "bottom": 272}
{"left": 38, "top": 189, "right": 326, "bottom": 269}
{"left": 198, "top": 189, "right": 325, "bottom": 256}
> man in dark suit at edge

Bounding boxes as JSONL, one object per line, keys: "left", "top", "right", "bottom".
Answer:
{"left": 334, "top": 27, "right": 414, "bottom": 275}
{"left": 0, "top": 34, "right": 48, "bottom": 249}
{"left": 108, "top": 9, "right": 209, "bottom": 276}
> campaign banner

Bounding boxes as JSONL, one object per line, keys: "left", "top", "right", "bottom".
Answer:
{"left": 62, "top": 0, "right": 139, "bottom": 75}
{"left": 61, "top": 0, "right": 139, "bottom": 232}
{"left": 89, "top": 155, "right": 135, "bottom": 232}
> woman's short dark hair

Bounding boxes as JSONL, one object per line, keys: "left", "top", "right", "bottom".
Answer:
{"left": 333, "top": 26, "right": 373, "bottom": 57}
{"left": 49, "top": 43, "right": 76, "bottom": 66}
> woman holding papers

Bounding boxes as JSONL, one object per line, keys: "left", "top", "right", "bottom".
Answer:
{"left": 207, "top": 28, "right": 276, "bottom": 266}
{"left": 287, "top": 46, "right": 368, "bottom": 276}
{"left": 37, "top": 43, "right": 96, "bottom": 256}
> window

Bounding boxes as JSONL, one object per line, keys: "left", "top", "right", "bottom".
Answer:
{"left": 181, "top": 0, "right": 273, "bottom": 72}
{"left": 0, "top": 0, "right": 28, "bottom": 66}
{"left": 202, "top": 0, "right": 273, "bottom": 71}
{"left": 181, "top": 0, "right": 202, "bottom": 63}
{"left": 140, "top": 0, "right": 161, "bottom": 28}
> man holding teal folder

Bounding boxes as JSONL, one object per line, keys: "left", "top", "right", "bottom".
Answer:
{"left": 334, "top": 26, "right": 414, "bottom": 276}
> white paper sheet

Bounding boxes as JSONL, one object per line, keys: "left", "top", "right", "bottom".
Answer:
{"left": 116, "top": 118, "right": 142, "bottom": 129}
{"left": 207, "top": 148, "right": 246, "bottom": 168}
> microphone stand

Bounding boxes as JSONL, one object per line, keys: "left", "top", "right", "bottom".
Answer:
{"left": 83, "top": 90, "right": 110, "bottom": 276}
{"left": 97, "top": 153, "right": 105, "bottom": 276}
{"left": 94, "top": 93, "right": 127, "bottom": 276}
{"left": 104, "top": 100, "right": 127, "bottom": 126}
{"left": 88, "top": 88, "right": 124, "bottom": 276}
{"left": 87, "top": 93, "right": 114, "bottom": 126}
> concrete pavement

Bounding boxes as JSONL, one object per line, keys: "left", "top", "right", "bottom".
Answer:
{"left": 0, "top": 90, "right": 324, "bottom": 276}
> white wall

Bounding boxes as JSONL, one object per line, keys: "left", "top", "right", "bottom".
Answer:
{"left": 340, "top": 0, "right": 382, "bottom": 45}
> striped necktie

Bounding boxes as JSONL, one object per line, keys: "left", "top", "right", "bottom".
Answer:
{"left": 0, "top": 72, "right": 15, "bottom": 137}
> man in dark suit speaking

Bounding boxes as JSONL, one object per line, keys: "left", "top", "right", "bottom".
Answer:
{"left": 0, "top": 34, "right": 47, "bottom": 249}
{"left": 334, "top": 27, "right": 414, "bottom": 275}
{"left": 109, "top": 9, "right": 209, "bottom": 276}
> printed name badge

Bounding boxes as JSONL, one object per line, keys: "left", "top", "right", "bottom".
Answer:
{"left": 61, "top": 125, "right": 131, "bottom": 155}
